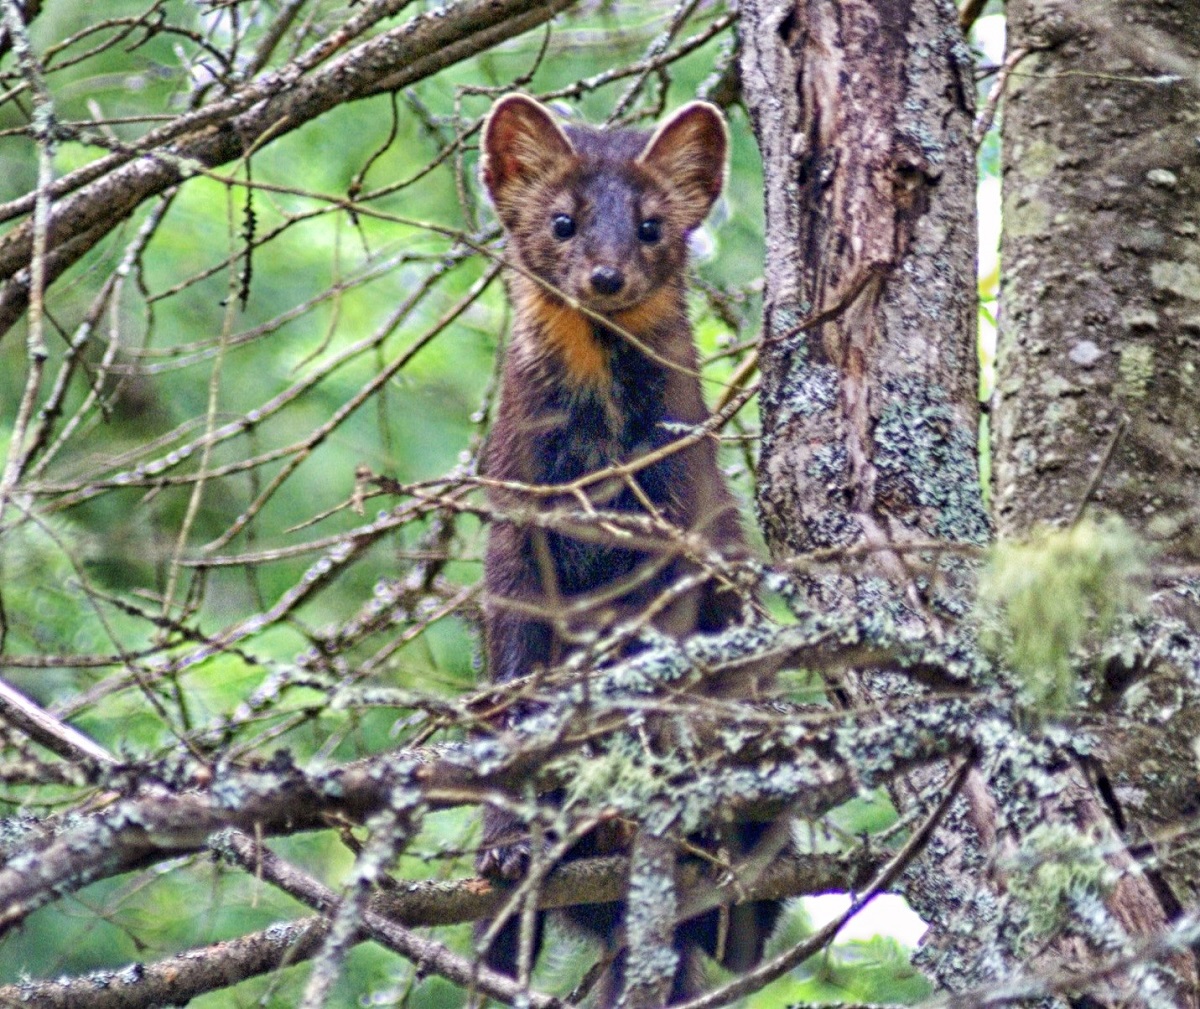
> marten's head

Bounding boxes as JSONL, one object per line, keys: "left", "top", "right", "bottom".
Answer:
{"left": 480, "top": 95, "right": 727, "bottom": 316}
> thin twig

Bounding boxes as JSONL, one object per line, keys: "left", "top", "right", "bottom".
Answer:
{"left": 975, "top": 45, "right": 1033, "bottom": 146}
{"left": 0, "top": 0, "right": 54, "bottom": 503}
{"left": 0, "top": 676, "right": 115, "bottom": 765}
{"left": 1070, "top": 415, "right": 1127, "bottom": 526}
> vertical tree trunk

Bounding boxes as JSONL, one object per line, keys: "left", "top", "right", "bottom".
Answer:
{"left": 741, "top": 0, "right": 985, "bottom": 580}
{"left": 738, "top": 0, "right": 991, "bottom": 989}
{"left": 996, "top": 0, "right": 1200, "bottom": 954}
{"left": 994, "top": 0, "right": 1200, "bottom": 572}
{"left": 740, "top": 0, "right": 1196, "bottom": 1001}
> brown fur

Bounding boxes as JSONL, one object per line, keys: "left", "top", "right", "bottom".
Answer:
{"left": 513, "top": 281, "right": 610, "bottom": 386}
{"left": 476, "top": 94, "right": 776, "bottom": 1004}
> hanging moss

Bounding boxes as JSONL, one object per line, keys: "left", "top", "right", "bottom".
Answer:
{"left": 1007, "top": 824, "right": 1116, "bottom": 943}
{"left": 977, "top": 518, "right": 1147, "bottom": 717}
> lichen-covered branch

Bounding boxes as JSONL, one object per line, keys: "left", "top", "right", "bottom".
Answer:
{"left": 0, "top": 621, "right": 984, "bottom": 938}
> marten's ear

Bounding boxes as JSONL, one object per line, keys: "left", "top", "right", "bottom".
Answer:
{"left": 481, "top": 95, "right": 576, "bottom": 224}
{"left": 638, "top": 102, "right": 728, "bottom": 230}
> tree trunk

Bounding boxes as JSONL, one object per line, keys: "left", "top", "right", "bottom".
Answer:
{"left": 994, "top": 0, "right": 1200, "bottom": 569}
{"left": 738, "top": 0, "right": 991, "bottom": 988}
{"left": 740, "top": 0, "right": 985, "bottom": 577}
{"left": 997, "top": 0, "right": 1200, "bottom": 961}
{"left": 741, "top": 0, "right": 1197, "bottom": 1002}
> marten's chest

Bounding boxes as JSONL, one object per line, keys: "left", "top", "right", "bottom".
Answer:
{"left": 511, "top": 328, "right": 688, "bottom": 594}
{"left": 531, "top": 328, "right": 675, "bottom": 491}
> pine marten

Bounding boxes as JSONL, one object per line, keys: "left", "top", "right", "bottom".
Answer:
{"left": 477, "top": 94, "right": 778, "bottom": 1002}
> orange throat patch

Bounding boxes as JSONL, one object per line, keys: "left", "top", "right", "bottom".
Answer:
{"left": 519, "top": 286, "right": 678, "bottom": 387}
{"left": 523, "top": 291, "right": 609, "bottom": 385}
{"left": 611, "top": 286, "right": 676, "bottom": 337}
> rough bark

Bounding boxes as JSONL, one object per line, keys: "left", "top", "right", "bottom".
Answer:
{"left": 997, "top": 0, "right": 1200, "bottom": 965}
{"left": 994, "top": 0, "right": 1200, "bottom": 568}
{"left": 742, "top": 0, "right": 984, "bottom": 578}
{"left": 738, "top": 0, "right": 992, "bottom": 986}
{"left": 740, "top": 0, "right": 1195, "bottom": 1003}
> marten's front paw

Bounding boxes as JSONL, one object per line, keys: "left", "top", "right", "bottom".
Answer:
{"left": 476, "top": 839, "right": 531, "bottom": 881}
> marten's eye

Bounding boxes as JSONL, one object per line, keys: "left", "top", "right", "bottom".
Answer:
{"left": 551, "top": 214, "right": 576, "bottom": 240}
{"left": 638, "top": 218, "right": 662, "bottom": 244}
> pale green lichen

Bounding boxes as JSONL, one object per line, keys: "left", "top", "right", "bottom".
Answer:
{"left": 977, "top": 518, "right": 1146, "bottom": 717}
{"left": 805, "top": 443, "right": 849, "bottom": 483}
{"left": 1150, "top": 259, "right": 1200, "bottom": 300}
{"left": 1016, "top": 139, "right": 1062, "bottom": 180}
{"left": 1118, "top": 343, "right": 1154, "bottom": 399}
{"left": 873, "top": 376, "right": 990, "bottom": 545}
{"left": 1004, "top": 197, "right": 1051, "bottom": 239}
{"left": 625, "top": 842, "right": 680, "bottom": 990}
{"left": 1007, "top": 824, "right": 1116, "bottom": 942}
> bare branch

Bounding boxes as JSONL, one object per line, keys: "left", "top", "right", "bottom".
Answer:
{"left": 0, "top": 845, "right": 885, "bottom": 1009}
{"left": 0, "top": 0, "right": 576, "bottom": 336}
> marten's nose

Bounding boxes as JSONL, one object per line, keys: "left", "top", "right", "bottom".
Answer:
{"left": 590, "top": 265, "right": 625, "bottom": 296}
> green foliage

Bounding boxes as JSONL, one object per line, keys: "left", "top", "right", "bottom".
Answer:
{"left": 829, "top": 789, "right": 898, "bottom": 836}
{"left": 559, "top": 731, "right": 698, "bottom": 836}
{"left": 977, "top": 518, "right": 1147, "bottom": 715}
{"left": 0, "top": 510, "right": 103, "bottom": 662}
{"left": 743, "top": 907, "right": 930, "bottom": 1008}
{"left": 782, "top": 936, "right": 931, "bottom": 1005}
